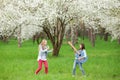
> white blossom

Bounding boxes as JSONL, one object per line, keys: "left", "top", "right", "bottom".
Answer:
{"left": 0, "top": 0, "right": 120, "bottom": 40}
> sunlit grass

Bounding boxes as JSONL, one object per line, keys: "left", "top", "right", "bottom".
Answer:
{"left": 0, "top": 38, "right": 120, "bottom": 80}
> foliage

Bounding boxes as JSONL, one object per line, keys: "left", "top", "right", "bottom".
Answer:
{"left": 0, "top": 0, "right": 120, "bottom": 40}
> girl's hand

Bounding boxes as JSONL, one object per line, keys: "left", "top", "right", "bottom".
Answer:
{"left": 78, "top": 57, "right": 84, "bottom": 60}
{"left": 46, "top": 45, "right": 49, "bottom": 50}
{"left": 78, "top": 57, "right": 82, "bottom": 60}
{"left": 51, "top": 48, "right": 53, "bottom": 51}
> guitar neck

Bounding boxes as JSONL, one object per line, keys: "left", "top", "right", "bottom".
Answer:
{"left": 68, "top": 41, "right": 78, "bottom": 54}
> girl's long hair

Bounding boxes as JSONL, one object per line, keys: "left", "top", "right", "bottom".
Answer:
{"left": 40, "top": 39, "right": 47, "bottom": 46}
{"left": 80, "top": 43, "right": 85, "bottom": 50}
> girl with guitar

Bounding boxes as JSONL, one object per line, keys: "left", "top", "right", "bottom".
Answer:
{"left": 68, "top": 42, "right": 88, "bottom": 76}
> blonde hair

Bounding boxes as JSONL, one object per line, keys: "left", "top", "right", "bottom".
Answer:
{"left": 41, "top": 39, "right": 47, "bottom": 45}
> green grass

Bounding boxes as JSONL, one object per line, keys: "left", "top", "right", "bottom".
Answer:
{"left": 0, "top": 38, "right": 120, "bottom": 80}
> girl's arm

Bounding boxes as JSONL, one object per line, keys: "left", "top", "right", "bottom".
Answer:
{"left": 78, "top": 56, "right": 85, "bottom": 60}
{"left": 47, "top": 49, "right": 53, "bottom": 53}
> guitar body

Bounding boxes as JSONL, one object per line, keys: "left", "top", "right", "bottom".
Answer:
{"left": 75, "top": 50, "right": 88, "bottom": 63}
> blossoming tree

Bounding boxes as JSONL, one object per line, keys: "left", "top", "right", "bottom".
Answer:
{"left": 0, "top": 0, "right": 120, "bottom": 56}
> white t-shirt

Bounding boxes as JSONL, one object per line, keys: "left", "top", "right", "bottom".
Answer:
{"left": 37, "top": 45, "right": 48, "bottom": 61}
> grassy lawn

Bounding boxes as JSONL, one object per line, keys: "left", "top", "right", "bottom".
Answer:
{"left": 0, "top": 38, "right": 120, "bottom": 80}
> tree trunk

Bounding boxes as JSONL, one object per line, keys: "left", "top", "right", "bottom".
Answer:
{"left": 52, "top": 41, "right": 62, "bottom": 56}
{"left": 71, "top": 25, "right": 75, "bottom": 45}
{"left": 82, "top": 22, "right": 85, "bottom": 41}
{"left": 18, "top": 37, "right": 21, "bottom": 47}
{"left": 65, "top": 27, "right": 71, "bottom": 41}
{"left": 79, "top": 20, "right": 86, "bottom": 42}
{"left": 75, "top": 27, "right": 78, "bottom": 44}
{"left": 53, "top": 47, "right": 60, "bottom": 56}
{"left": 71, "top": 24, "right": 79, "bottom": 45}
{"left": 43, "top": 18, "right": 65, "bottom": 56}
{"left": 2, "top": 35, "right": 8, "bottom": 43}
{"left": 104, "top": 33, "right": 109, "bottom": 41}
{"left": 99, "top": 28, "right": 105, "bottom": 40}
{"left": 90, "top": 28, "right": 95, "bottom": 47}
{"left": 88, "top": 28, "right": 91, "bottom": 41}
{"left": 17, "top": 26, "right": 22, "bottom": 47}
{"left": 84, "top": 29, "right": 88, "bottom": 38}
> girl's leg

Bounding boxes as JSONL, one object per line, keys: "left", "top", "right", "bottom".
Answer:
{"left": 43, "top": 60, "right": 48, "bottom": 74}
{"left": 35, "top": 60, "right": 42, "bottom": 74}
{"left": 72, "top": 60, "right": 77, "bottom": 75}
{"left": 78, "top": 63, "right": 85, "bottom": 75}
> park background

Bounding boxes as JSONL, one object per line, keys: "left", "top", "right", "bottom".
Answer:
{"left": 0, "top": 0, "right": 120, "bottom": 80}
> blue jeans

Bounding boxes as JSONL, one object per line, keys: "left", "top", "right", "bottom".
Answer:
{"left": 72, "top": 60, "right": 85, "bottom": 75}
